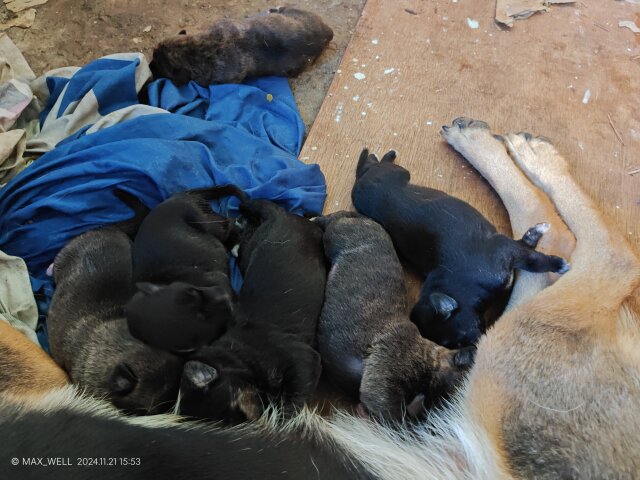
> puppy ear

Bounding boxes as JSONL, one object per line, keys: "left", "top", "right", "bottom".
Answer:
{"left": 429, "top": 292, "right": 458, "bottom": 319}
{"left": 109, "top": 363, "right": 138, "bottom": 396}
{"left": 177, "top": 286, "right": 202, "bottom": 305}
{"left": 182, "top": 361, "right": 218, "bottom": 389}
{"left": 406, "top": 393, "right": 425, "bottom": 418}
{"left": 209, "top": 286, "right": 234, "bottom": 313}
{"left": 136, "top": 282, "right": 162, "bottom": 296}
{"left": 452, "top": 346, "right": 476, "bottom": 368}
{"left": 236, "top": 388, "right": 263, "bottom": 421}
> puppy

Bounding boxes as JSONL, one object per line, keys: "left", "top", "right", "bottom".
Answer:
{"left": 47, "top": 225, "right": 184, "bottom": 414}
{"left": 316, "top": 211, "right": 474, "bottom": 420}
{"left": 179, "top": 194, "right": 326, "bottom": 424}
{"left": 119, "top": 187, "right": 237, "bottom": 354}
{"left": 351, "top": 149, "right": 569, "bottom": 348}
{"left": 150, "top": 6, "right": 334, "bottom": 85}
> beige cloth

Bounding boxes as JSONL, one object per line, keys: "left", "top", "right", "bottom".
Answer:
{"left": 0, "top": 32, "right": 40, "bottom": 184}
{"left": 0, "top": 250, "right": 39, "bottom": 344}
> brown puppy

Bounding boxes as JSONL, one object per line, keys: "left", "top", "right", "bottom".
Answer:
{"left": 150, "top": 7, "right": 334, "bottom": 86}
{"left": 0, "top": 321, "right": 68, "bottom": 399}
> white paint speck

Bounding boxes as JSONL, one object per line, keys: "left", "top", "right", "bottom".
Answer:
{"left": 426, "top": 120, "right": 433, "bottom": 125}
{"left": 311, "top": 146, "right": 318, "bottom": 151}
{"left": 344, "top": 85, "right": 349, "bottom": 90}
{"left": 582, "top": 89, "right": 591, "bottom": 104}
{"left": 384, "top": 67, "right": 395, "bottom": 75}
{"left": 393, "top": 132, "right": 398, "bottom": 136}
{"left": 467, "top": 18, "right": 479, "bottom": 29}
{"left": 361, "top": 112, "right": 367, "bottom": 116}
{"left": 367, "top": 102, "right": 373, "bottom": 108}
{"left": 371, "top": 38, "right": 379, "bottom": 45}
{"left": 354, "top": 72, "right": 366, "bottom": 80}
{"left": 334, "top": 102, "right": 344, "bottom": 123}
{"left": 352, "top": 95, "right": 360, "bottom": 101}
{"left": 337, "top": 69, "right": 342, "bottom": 74}
{"left": 578, "top": 141, "right": 585, "bottom": 151}
{"left": 375, "top": 55, "right": 380, "bottom": 60}
{"left": 352, "top": 58, "right": 358, "bottom": 63}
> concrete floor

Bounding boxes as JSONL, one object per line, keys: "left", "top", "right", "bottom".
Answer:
{"left": 4, "top": 0, "right": 365, "bottom": 132}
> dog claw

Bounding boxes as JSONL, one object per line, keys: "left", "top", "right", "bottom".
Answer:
{"left": 449, "top": 117, "right": 490, "bottom": 131}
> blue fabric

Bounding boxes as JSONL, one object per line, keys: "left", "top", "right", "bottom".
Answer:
{"left": 0, "top": 55, "right": 325, "bottom": 327}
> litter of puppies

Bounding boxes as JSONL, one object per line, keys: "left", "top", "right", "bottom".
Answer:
{"left": 1, "top": 4, "right": 639, "bottom": 479}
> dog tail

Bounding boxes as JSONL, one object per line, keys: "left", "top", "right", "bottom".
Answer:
{"left": 112, "top": 189, "right": 150, "bottom": 238}
{"left": 185, "top": 184, "right": 249, "bottom": 203}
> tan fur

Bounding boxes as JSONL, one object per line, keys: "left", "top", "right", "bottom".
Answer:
{"left": 444, "top": 118, "right": 640, "bottom": 478}
{"left": 0, "top": 320, "right": 69, "bottom": 399}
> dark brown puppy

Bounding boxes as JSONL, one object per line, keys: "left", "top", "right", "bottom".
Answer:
{"left": 179, "top": 195, "right": 326, "bottom": 424}
{"left": 150, "top": 6, "right": 334, "bottom": 85}
{"left": 47, "top": 225, "right": 184, "bottom": 415}
{"left": 316, "top": 211, "right": 474, "bottom": 420}
{"left": 119, "top": 187, "right": 237, "bottom": 354}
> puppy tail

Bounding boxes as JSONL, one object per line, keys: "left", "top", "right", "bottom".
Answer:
{"left": 112, "top": 189, "right": 150, "bottom": 238}
{"left": 185, "top": 184, "right": 249, "bottom": 203}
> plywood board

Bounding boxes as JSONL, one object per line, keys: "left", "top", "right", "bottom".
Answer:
{"left": 300, "top": 0, "right": 640, "bottom": 254}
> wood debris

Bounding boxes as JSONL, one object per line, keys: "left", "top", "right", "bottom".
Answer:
{"left": 0, "top": 7, "right": 35, "bottom": 30}
{"left": 496, "top": 0, "right": 575, "bottom": 27}
{"left": 4, "top": 0, "right": 47, "bottom": 14}
{"left": 618, "top": 20, "right": 640, "bottom": 34}
{"left": 607, "top": 114, "right": 624, "bottom": 146}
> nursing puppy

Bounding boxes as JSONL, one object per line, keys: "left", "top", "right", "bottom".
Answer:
{"left": 316, "top": 211, "right": 474, "bottom": 420}
{"left": 180, "top": 195, "right": 326, "bottom": 424}
{"left": 120, "top": 187, "right": 237, "bottom": 354}
{"left": 352, "top": 149, "right": 569, "bottom": 348}
{"left": 150, "top": 6, "right": 334, "bottom": 85}
{"left": 47, "top": 225, "right": 184, "bottom": 414}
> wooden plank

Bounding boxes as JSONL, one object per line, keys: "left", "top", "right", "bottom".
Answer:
{"left": 300, "top": 0, "right": 640, "bottom": 254}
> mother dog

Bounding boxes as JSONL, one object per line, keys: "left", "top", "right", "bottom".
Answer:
{"left": 1, "top": 119, "right": 638, "bottom": 479}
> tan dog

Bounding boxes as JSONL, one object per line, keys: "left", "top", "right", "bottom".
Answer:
{"left": 0, "top": 321, "right": 68, "bottom": 399}
{"left": 0, "top": 119, "right": 637, "bottom": 479}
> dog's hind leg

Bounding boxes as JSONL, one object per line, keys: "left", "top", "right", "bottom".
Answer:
{"left": 441, "top": 118, "right": 575, "bottom": 308}
{"left": 504, "top": 133, "right": 640, "bottom": 310}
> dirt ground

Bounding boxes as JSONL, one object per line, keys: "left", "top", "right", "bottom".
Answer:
{"left": 3, "top": 0, "right": 365, "bottom": 131}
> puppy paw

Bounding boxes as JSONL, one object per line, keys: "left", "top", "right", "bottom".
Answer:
{"left": 520, "top": 222, "right": 550, "bottom": 248}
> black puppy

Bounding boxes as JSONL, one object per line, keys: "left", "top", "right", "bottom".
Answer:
{"left": 119, "top": 187, "right": 237, "bottom": 354}
{"left": 179, "top": 192, "right": 326, "bottom": 424}
{"left": 150, "top": 7, "right": 334, "bottom": 85}
{"left": 352, "top": 149, "right": 569, "bottom": 348}
{"left": 47, "top": 221, "right": 184, "bottom": 414}
{"left": 316, "top": 211, "right": 474, "bottom": 420}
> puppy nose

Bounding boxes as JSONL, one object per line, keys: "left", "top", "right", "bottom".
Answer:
{"left": 183, "top": 361, "right": 218, "bottom": 389}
